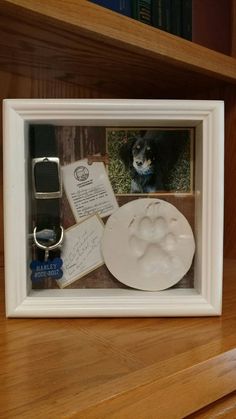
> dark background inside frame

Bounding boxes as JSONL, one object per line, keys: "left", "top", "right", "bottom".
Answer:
{"left": 31, "top": 126, "right": 195, "bottom": 290}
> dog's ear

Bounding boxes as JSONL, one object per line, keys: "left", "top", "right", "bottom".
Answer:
{"left": 119, "top": 136, "right": 136, "bottom": 169}
{"left": 144, "top": 133, "right": 164, "bottom": 160}
{"left": 140, "top": 130, "right": 147, "bottom": 138}
{"left": 160, "top": 130, "right": 189, "bottom": 164}
{"left": 151, "top": 130, "right": 189, "bottom": 173}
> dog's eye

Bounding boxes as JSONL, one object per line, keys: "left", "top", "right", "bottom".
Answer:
{"left": 147, "top": 146, "right": 151, "bottom": 151}
{"left": 136, "top": 145, "right": 140, "bottom": 150}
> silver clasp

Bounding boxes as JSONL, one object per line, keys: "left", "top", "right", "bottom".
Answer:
{"left": 33, "top": 226, "right": 64, "bottom": 261}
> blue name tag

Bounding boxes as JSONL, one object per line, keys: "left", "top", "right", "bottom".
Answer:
{"left": 30, "top": 258, "right": 63, "bottom": 282}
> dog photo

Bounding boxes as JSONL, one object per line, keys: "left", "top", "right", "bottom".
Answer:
{"left": 107, "top": 128, "right": 194, "bottom": 194}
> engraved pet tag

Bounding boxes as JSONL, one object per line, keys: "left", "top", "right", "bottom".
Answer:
{"left": 30, "top": 257, "right": 63, "bottom": 283}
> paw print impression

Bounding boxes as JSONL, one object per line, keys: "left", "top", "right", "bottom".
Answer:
{"left": 129, "top": 202, "right": 183, "bottom": 278}
{"left": 102, "top": 198, "right": 195, "bottom": 291}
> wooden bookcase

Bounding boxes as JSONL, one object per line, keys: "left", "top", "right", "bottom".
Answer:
{"left": 0, "top": 1, "right": 236, "bottom": 417}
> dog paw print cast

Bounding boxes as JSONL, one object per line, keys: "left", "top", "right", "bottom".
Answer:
{"left": 102, "top": 198, "right": 195, "bottom": 291}
{"left": 128, "top": 202, "right": 181, "bottom": 278}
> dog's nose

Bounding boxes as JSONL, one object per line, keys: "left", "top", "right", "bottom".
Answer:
{"left": 135, "top": 160, "right": 143, "bottom": 167}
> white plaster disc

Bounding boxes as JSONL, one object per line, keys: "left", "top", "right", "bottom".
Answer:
{"left": 102, "top": 198, "right": 195, "bottom": 291}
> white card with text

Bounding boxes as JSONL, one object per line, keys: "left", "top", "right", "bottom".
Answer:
{"left": 62, "top": 159, "right": 118, "bottom": 221}
{"left": 57, "top": 215, "right": 104, "bottom": 288}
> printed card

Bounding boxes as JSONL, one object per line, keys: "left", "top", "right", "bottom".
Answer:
{"left": 57, "top": 215, "right": 104, "bottom": 288}
{"left": 62, "top": 159, "right": 118, "bottom": 221}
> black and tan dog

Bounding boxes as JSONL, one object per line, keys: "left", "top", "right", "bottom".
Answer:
{"left": 119, "top": 130, "right": 187, "bottom": 193}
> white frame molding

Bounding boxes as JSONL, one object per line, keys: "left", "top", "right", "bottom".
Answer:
{"left": 3, "top": 99, "right": 224, "bottom": 317}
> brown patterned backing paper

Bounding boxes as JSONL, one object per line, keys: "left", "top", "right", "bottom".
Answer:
{"left": 32, "top": 126, "right": 195, "bottom": 290}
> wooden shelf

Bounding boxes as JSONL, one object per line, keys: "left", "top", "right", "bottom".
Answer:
{"left": 0, "top": 2, "right": 236, "bottom": 417}
{"left": 0, "top": 259, "right": 236, "bottom": 418}
{"left": 1, "top": 0, "right": 236, "bottom": 98}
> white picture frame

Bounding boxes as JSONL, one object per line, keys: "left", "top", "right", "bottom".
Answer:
{"left": 3, "top": 99, "right": 224, "bottom": 317}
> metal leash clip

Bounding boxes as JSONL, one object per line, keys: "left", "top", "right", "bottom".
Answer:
{"left": 33, "top": 226, "right": 64, "bottom": 261}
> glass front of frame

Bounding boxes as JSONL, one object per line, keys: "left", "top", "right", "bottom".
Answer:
{"left": 28, "top": 125, "right": 196, "bottom": 292}
{"left": 3, "top": 99, "right": 224, "bottom": 316}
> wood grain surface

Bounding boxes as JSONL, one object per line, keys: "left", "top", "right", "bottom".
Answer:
{"left": 231, "top": 0, "right": 236, "bottom": 57}
{"left": 0, "top": 4, "right": 236, "bottom": 416}
{"left": 0, "top": 259, "right": 236, "bottom": 418}
{"left": 0, "top": 0, "right": 236, "bottom": 99}
{"left": 224, "top": 85, "right": 236, "bottom": 258}
{"left": 192, "top": 0, "right": 232, "bottom": 55}
{"left": 187, "top": 390, "right": 236, "bottom": 418}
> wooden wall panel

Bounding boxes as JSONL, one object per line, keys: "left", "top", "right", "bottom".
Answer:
{"left": 184, "top": 85, "right": 236, "bottom": 259}
{"left": 192, "top": 0, "right": 232, "bottom": 55}
{"left": 224, "top": 86, "right": 236, "bottom": 258}
{"left": 231, "top": 0, "right": 236, "bottom": 56}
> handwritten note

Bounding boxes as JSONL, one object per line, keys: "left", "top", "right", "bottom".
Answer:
{"left": 57, "top": 215, "right": 104, "bottom": 288}
{"left": 62, "top": 159, "right": 118, "bottom": 221}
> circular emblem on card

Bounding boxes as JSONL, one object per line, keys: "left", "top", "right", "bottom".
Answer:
{"left": 74, "top": 166, "right": 89, "bottom": 182}
{"left": 102, "top": 198, "right": 195, "bottom": 291}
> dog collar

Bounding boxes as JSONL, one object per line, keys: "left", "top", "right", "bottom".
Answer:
{"left": 30, "top": 125, "right": 63, "bottom": 261}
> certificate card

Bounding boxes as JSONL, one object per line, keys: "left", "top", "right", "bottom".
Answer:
{"left": 57, "top": 215, "right": 104, "bottom": 288}
{"left": 62, "top": 159, "right": 118, "bottom": 221}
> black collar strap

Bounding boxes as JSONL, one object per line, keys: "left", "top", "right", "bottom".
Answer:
{"left": 30, "top": 125, "right": 63, "bottom": 261}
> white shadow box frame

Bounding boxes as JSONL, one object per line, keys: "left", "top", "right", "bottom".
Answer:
{"left": 3, "top": 99, "right": 224, "bottom": 317}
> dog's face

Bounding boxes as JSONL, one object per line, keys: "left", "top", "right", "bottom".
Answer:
{"left": 131, "top": 137, "right": 157, "bottom": 175}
